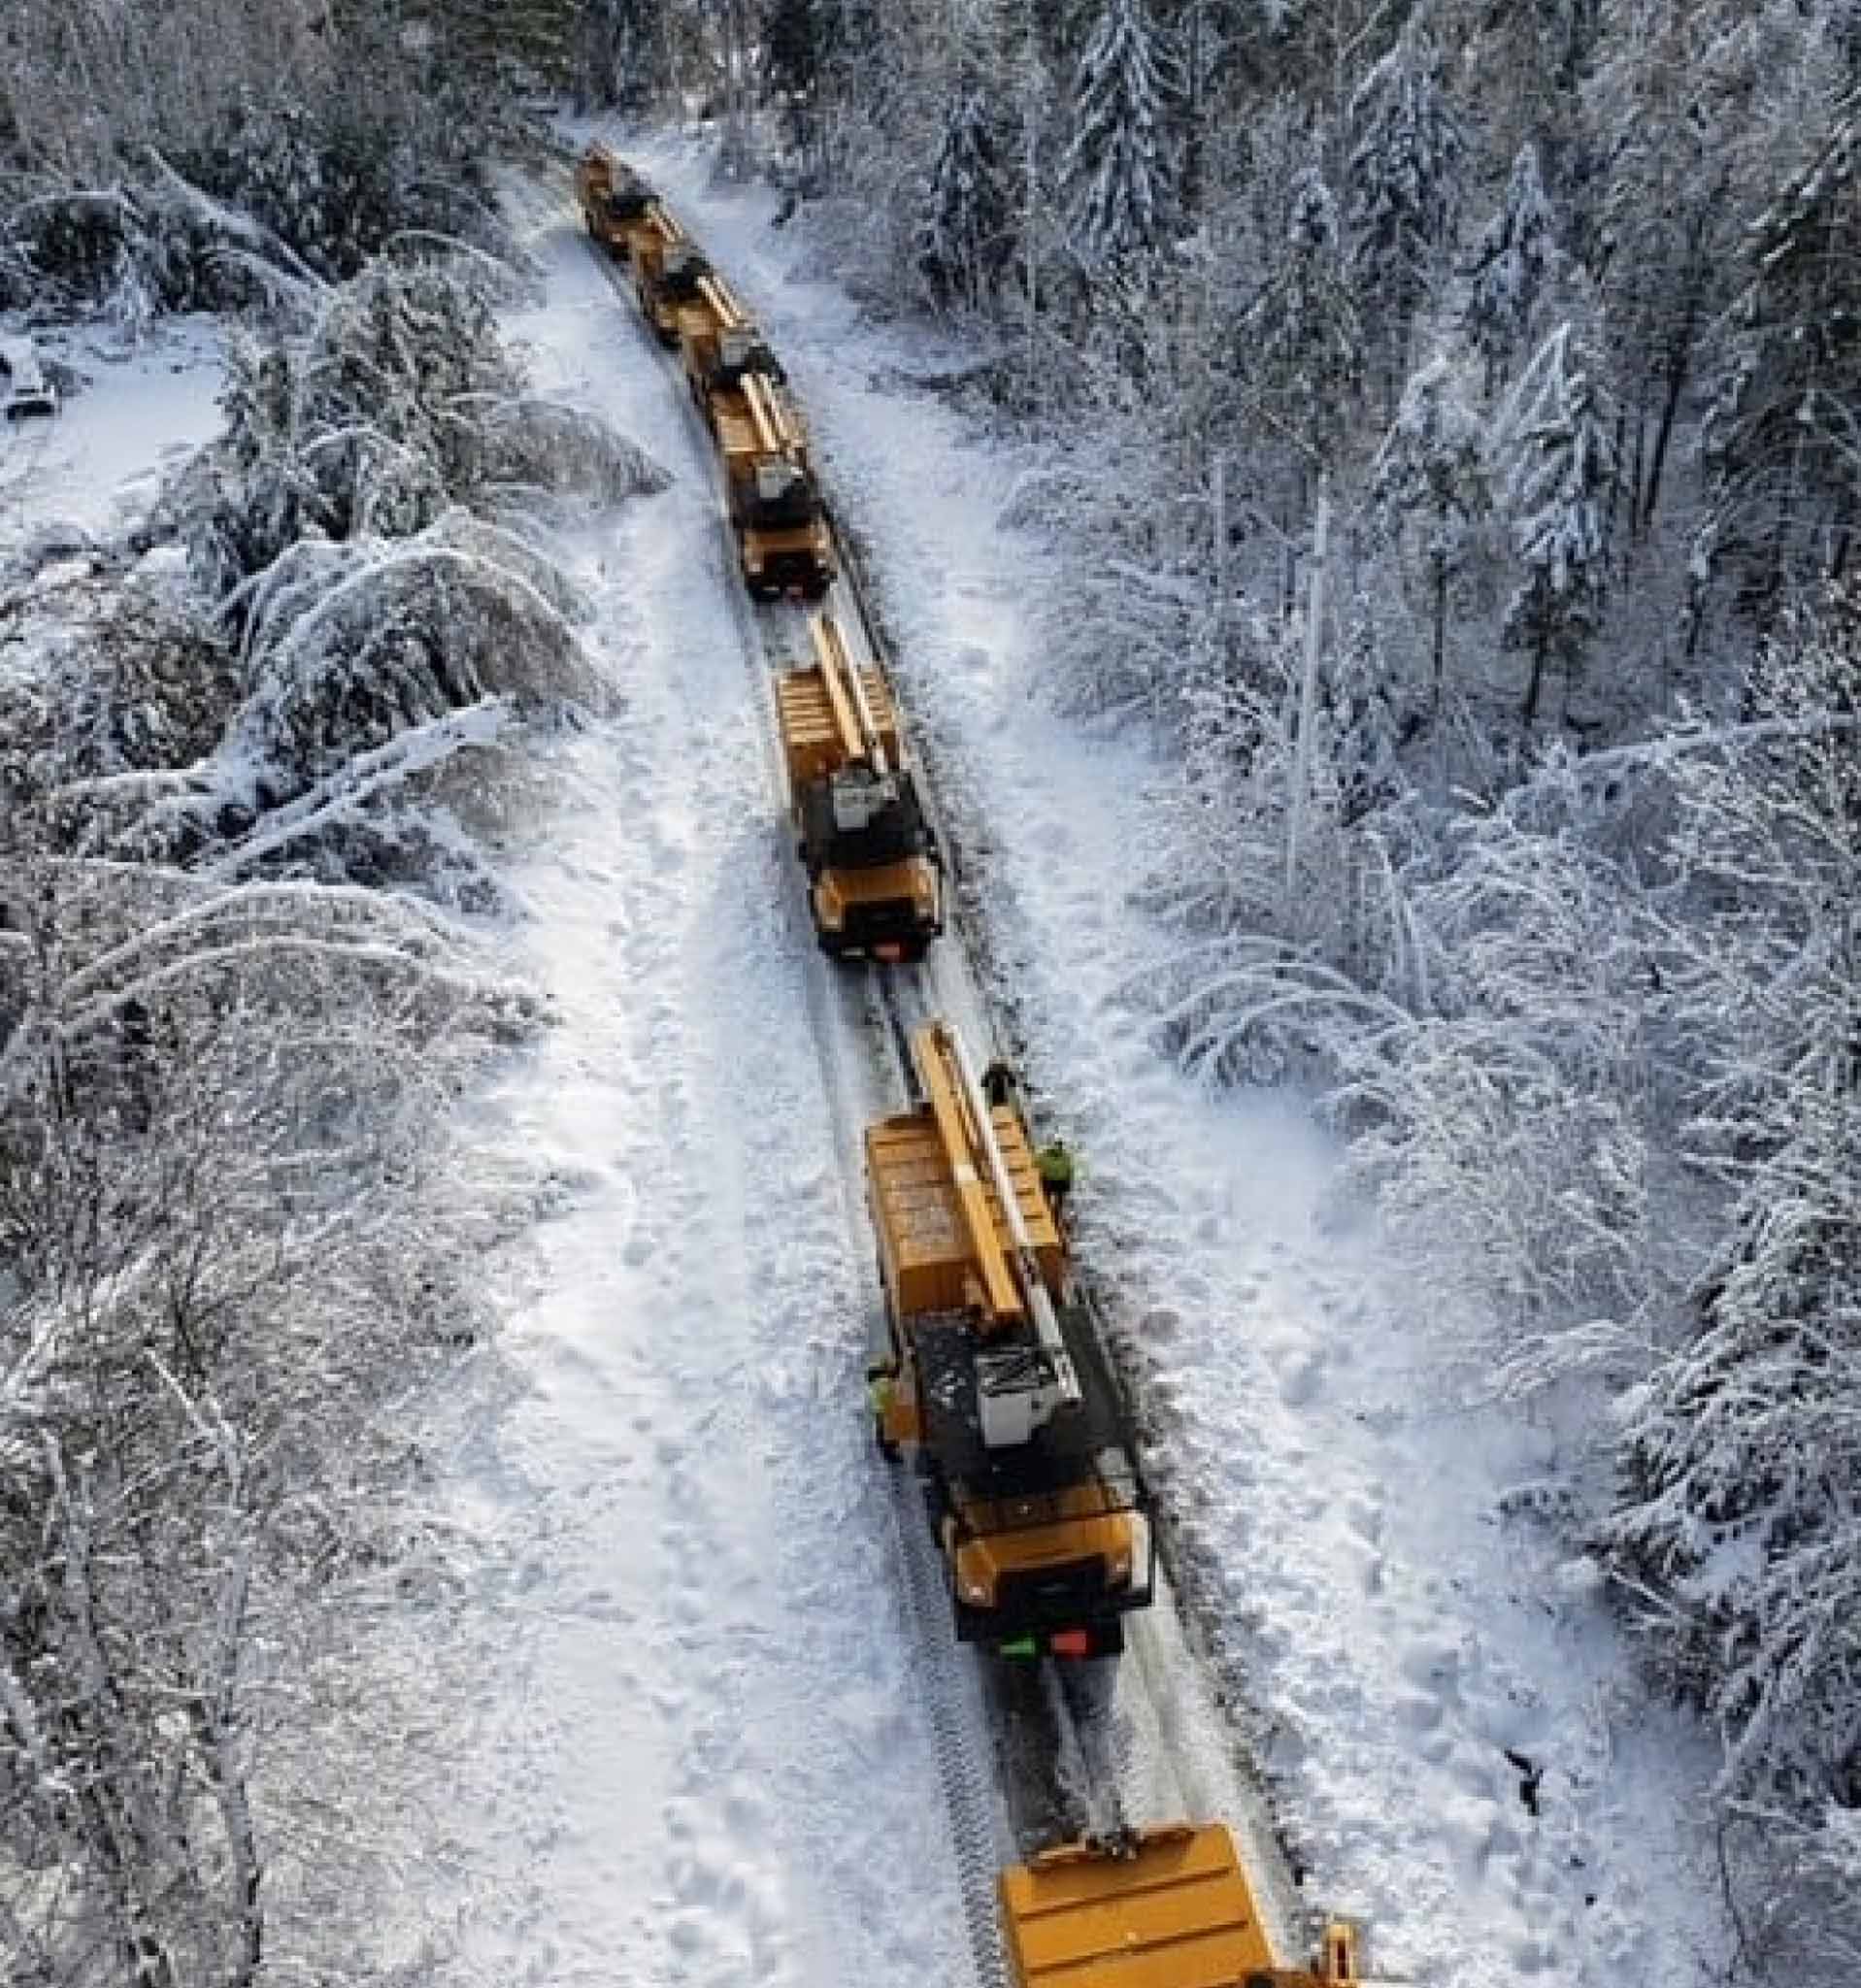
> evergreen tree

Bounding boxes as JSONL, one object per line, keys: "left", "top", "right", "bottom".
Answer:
{"left": 1345, "top": 14, "right": 1466, "bottom": 405}
{"left": 919, "top": 71, "right": 1014, "bottom": 314}
{"left": 1373, "top": 355, "right": 1491, "bottom": 712}
{"left": 1061, "top": 0, "right": 1182, "bottom": 275}
{"left": 578, "top": 0, "right": 675, "bottom": 111}
{"left": 1605, "top": 594, "right": 1861, "bottom": 1836}
{"left": 1235, "top": 128, "right": 1363, "bottom": 576}
{"left": 1582, "top": 0, "right": 1752, "bottom": 544}
{"left": 762, "top": 0, "right": 827, "bottom": 162}
{"left": 1497, "top": 322, "right": 1617, "bottom": 727}
{"left": 1701, "top": 104, "right": 1861, "bottom": 628}
{"left": 1462, "top": 142, "right": 1558, "bottom": 400}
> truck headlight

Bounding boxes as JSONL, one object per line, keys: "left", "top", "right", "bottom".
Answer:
{"left": 959, "top": 1574, "right": 990, "bottom": 1605}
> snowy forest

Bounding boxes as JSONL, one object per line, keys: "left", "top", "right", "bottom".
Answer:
{"left": 3, "top": 0, "right": 1860, "bottom": 1981}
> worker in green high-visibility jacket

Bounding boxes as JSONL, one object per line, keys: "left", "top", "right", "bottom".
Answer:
{"left": 1036, "top": 1138, "right": 1076, "bottom": 1219}
{"left": 866, "top": 1364, "right": 898, "bottom": 1459}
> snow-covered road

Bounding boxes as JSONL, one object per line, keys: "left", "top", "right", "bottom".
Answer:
{"left": 425, "top": 188, "right": 970, "bottom": 1988}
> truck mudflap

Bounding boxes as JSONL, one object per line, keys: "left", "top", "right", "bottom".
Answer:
{"left": 999, "top": 1824, "right": 1362, "bottom": 1988}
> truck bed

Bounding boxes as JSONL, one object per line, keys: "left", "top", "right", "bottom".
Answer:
{"left": 999, "top": 1825, "right": 1278, "bottom": 1988}
{"left": 777, "top": 664, "right": 903, "bottom": 785}
{"left": 866, "top": 1106, "right": 1060, "bottom": 1319}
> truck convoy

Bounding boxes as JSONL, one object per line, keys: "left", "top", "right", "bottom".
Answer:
{"left": 777, "top": 614, "right": 943, "bottom": 962}
{"left": 867, "top": 1020, "right": 1153, "bottom": 1658}
{"left": 999, "top": 1825, "right": 1362, "bottom": 1988}
{"left": 576, "top": 148, "right": 833, "bottom": 598}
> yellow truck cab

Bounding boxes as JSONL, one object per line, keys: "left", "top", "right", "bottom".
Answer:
{"left": 866, "top": 1021, "right": 1152, "bottom": 1658}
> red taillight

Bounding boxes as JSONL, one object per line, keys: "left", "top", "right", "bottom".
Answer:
{"left": 1049, "top": 1628, "right": 1091, "bottom": 1660}
{"left": 875, "top": 943, "right": 903, "bottom": 963}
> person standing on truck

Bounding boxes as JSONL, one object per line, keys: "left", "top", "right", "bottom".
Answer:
{"left": 1037, "top": 1138, "right": 1076, "bottom": 1220}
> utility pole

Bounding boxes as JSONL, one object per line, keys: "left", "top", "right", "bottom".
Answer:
{"left": 1284, "top": 476, "right": 1329, "bottom": 911}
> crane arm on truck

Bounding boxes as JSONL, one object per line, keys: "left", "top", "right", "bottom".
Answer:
{"left": 697, "top": 272, "right": 754, "bottom": 333}
{"left": 814, "top": 614, "right": 892, "bottom": 780}
{"left": 742, "top": 368, "right": 807, "bottom": 460}
{"left": 914, "top": 1021, "right": 1083, "bottom": 1441}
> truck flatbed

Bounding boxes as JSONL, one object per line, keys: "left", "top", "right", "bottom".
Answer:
{"left": 866, "top": 1105, "right": 1061, "bottom": 1317}
{"left": 1000, "top": 1826, "right": 1279, "bottom": 1988}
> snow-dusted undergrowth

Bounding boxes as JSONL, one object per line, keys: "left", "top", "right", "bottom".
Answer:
{"left": 0, "top": 220, "right": 669, "bottom": 1981}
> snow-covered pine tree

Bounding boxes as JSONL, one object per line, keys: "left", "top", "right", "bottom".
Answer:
{"left": 1061, "top": 0, "right": 1183, "bottom": 277}
{"left": 578, "top": 0, "right": 676, "bottom": 110}
{"left": 1701, "top": 101, "right": 1861, "bottom": 630}
{"left": 919, "top": 69, "right": 1014, "bottom": 314}
{"left": 1372, "top": 353, "right": 1491, "bottom": 714}
{"left": 1234, "top": 122, "right": 1363, "bottom": 580}
{"left": 1462, "top": 142, "right": 1558, "bottom": 400}
{"left": 1496, "top": 321, "right": 1617, "bottom": 727}
{"left": 1603, "top": 594, "right": 1861, "bottom": 1865}
{"left": 1345, "top": 12, "right": 1467, "bottom": 407}
{"left": 1581, "top": 0, "right": 1753, "bottom": 546}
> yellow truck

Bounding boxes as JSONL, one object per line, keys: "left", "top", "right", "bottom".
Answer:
{"left": 776, "top": 614, "right": 943, "bottom": 962}
{"left": 678, "top": 270, "right": 781, "bottom": 416}
{"left": 999, "top": 1825, "right": 1363, "bottom": 1988}
{"left": 715, "top": 369, "right": 836, "bottom": 599}
{"left": 632, "top": 205, "right": 710, "bottom": 348}
{"left": 867, "top": 1020, "right": 1152, "bottom": 1658}
{"left": 575, "top": 144, "right": 654, "bottom": 257}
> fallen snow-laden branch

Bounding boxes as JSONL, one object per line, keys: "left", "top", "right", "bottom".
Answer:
{"left": 202, "top": 698, "right": 515, "bottom": 880}
{"left": 141, "top": 147, "right": 327, "bottom": 294}
{"left": 1512, "top": 712, "right": 1861, "bottom": 800}
{"left": 44, "top": 763, "right": 215, "bottom": 809}
{"left": 56, "top": 879, "right": 475, "bottom": 1007}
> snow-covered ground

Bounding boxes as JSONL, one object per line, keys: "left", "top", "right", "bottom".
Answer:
{"left": 0, "top": 315, "right": 221, "bottom": 534}
{"left": 619, "top": 133, "right": 1731, "bottom": 1988}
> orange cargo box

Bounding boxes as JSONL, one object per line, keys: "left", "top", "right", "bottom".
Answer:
{"left": 867, "top": 1106, "right": 1060, "bottom": 1320}
{"left": 1000, "top": 1826, "right": 1278, "bottom": 1988}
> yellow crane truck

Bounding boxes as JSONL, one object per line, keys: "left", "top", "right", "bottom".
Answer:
{"left": 867, "top": 1020, "right": 1152, "bottom": 1659}
{"left": 632, "top": 205, "right": 710, "bottom": 348}
{"left": 715, "top": 369, "right": 836, "bottom": 599}
{"left": 575, "top": 145, "right": 655, "bottom": 257}
{"left": 678, "top": 271, "right": 783, "bottom": 418}
{"left": 999, "top": 1824, "right": 1363, "bottom": 1988}
{"left": 776, "top": 614, "right": 943, "bottom": 962}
